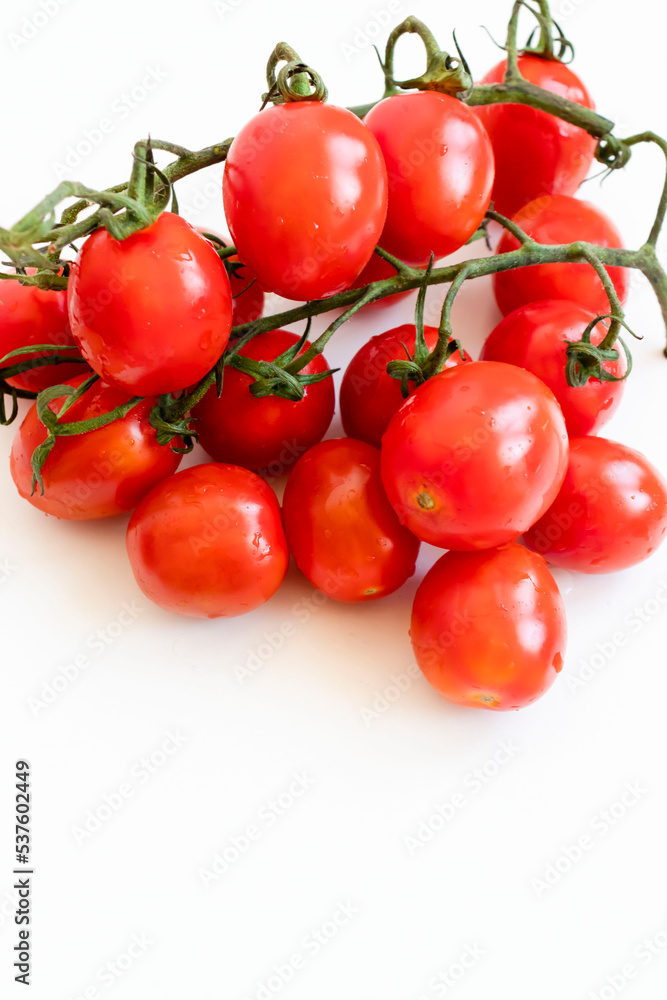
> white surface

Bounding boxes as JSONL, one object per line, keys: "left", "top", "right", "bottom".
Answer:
{"left": 2, "top": 1, "right": 667, "bottom": 998}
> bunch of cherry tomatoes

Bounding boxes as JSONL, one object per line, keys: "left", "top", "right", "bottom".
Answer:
{"left": 2, "top": 25, "right": 667, "bottom": 713}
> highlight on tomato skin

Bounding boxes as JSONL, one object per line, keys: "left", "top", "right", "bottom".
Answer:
{"left": 380, "top": 361, "right": 569, "bottom": 551}
{"left": 227, "top": 255, "right": 265, "bottom": 327}
{"left": 126, "top": 463, "right": 289, "bottom": 619}
{"left": 363, "top": 90, "right": 495, "bottom": 266}
{"left": 523, "top": 436, "right": 667, "bottom": 574}
{"left": 223, "top": 101, "right": 389, "bottom": 301}
{"left": 0, "top": 280, "right": 86, "bottom": 393}
{"left": 340, "top": 324, "right": 470, "bottom": 449}
{"left": 9, "top": 375, "right": 182, "bottom": 521}
{"left": 197, "top": 229, "right": 265, "bottom": 327}
{"left": 193, "top": 329, "right": 334, "bottom": 473}
{"left": 475, "top": 54, "right": 597, "bottom": 218}
{"left": 493, "top": 195, "right": 629, "bottom": 317}
{"left": 67, "top": 212, "right": 234, "bottom": 397}
{"left": 282, "top": 437, "right": 420, "bottom": 603}
{"left": 410, "top": 543, "right": 567, "bottom": 711}
{"left": 480, "top": 299, "right": 627, "bottom": 437}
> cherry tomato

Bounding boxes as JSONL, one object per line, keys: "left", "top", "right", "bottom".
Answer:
{"left": 0, "top": 280, "right": 85, "bottom": 392}
{"left": 480, "top": 299, "right": 626, "bottom": 436}
{"left": 380, "top": 361, "right": 569, "bottom": 550}
{"left": 282, "top": 438, "right": 419, "bottom": 602}
{"left": 411, "top": 543, "right": 567, "bottom": 711}
{"left": 475, "top": 55, "right": 596, "bottom": 217}
{"left": 223, "top": 101, "right": 388, "bottom": 301}
{"left": 228, "top": 255, "right": 264, "bottom": 326}
{"left": 193, "top": 329, "right": 334, "bottom": 472}
{"left": 363, "top": 91, "right": 494, "bottom": 265}
{"left": 493, "top": 195, "right": 629, "bottom": 316}
{"left": 126, "top": 463, "right": 288, "bottom": 618}
{"left": 524, "top": 436, "right": 667, "bottom": 573}
{"left": 197, "top": 230, "right": 264, "bottom": 327}
{"left": 340, "top": 324, "right": 470, "bottom": 449}
{"left": 10, "top": 375, "right": 181, "bottom": 520}
{"left": 68, "top": 212, "right": 233, "bottom": 396}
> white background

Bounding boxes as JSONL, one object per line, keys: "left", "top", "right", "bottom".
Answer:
{"left": 1, "top": 0, "right": 667, "bottom": 998}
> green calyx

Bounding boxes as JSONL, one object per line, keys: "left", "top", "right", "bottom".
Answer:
{"left": 383, "top": 17, "right": 473, "bottom": 99}
{"left": 385, "top": 256, "right": 464, "bottom": 395}
{"left": 148, "top": 397, "right": 198, "bottom": 454}
{"left": 227, "top": 321, "right": 338, "bottom": 402}
{"left": 0, "top": 138, "right": 232, "bottom": 290}
{"left": 565, "top": 314, "right": 637, "bottom": 388}
{"left": 263, "top": 42, "right": 328, "bottom": 107}
{"left": 504, "top": 0, "right": 575, "bottom": 65}
{"left": 3, "top": 0, "right": 667, "bottom": 488}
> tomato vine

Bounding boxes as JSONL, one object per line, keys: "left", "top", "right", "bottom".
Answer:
{"left": 1, "top": 0, "right": 666, "bottom": 475}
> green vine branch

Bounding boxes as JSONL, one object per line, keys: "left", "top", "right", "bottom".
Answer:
{"left": 2, "top": 0, "right": 667, "bottom": 473}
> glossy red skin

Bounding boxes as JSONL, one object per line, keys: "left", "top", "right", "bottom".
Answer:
{"left": 380, "top": 361, "right": 569, "bottom": 550}
{"left": 524, "top": 437, "right": 667, "bottom": 573}
{"left": 197, "top": 231, "right": 264, "bottom": 328}
{"left": 494, "top": 196, "right": 629, "bottom": 316}
{"left": 126, "top": 463, "right": 288, "bottom": 618}
{"left": 475, "top": 55, "right": 596, "bottom": 217}
{"left": 340, "top": 324, "right": 470, "bottom": 448}
{"left": 223, "top": 102, "right": 388, "bottom": 301}
{"left": 283, "top": 438, "right": 420, "bottom": 602}
{"left": 68, "top": 212, "right": 233, "bottom": 396}
{"left": 480, "top": 300, "right": 626, "bottom": 436}
{"left": 228, "top": 255, "right": 264, "bottom": 326}
{"left": 411, "top": 543, "right": 567, "bottom": 711}
{"left": 10, "top": 376, "right": 181, "bottom": 519}
{"left": 0, "top": 281, "right": 85, "bottom": 392}
{"left": 363, "top": 91, "right": 495, "bottom": 266}
{"left": 193, "top": 329, "right": 334, "bottom": 472}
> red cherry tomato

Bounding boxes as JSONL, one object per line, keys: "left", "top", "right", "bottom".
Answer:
{"left": 197, "top": 230, "right": 264, "bottom": 327}
{"left": 223, "top": 101, "right": 388, "bottom": 301}
{"left": 475, "top": 55, "right": 596, "bottom": 217}
{"left": 228, "top": 255, "right": 264, "bottom": 326}
{"left": 524, "top": 436, "right": 667, "bottom": 573}
{"left": 340, "top": 324, "right": 470, "bottom": 448}
{"left": 0, "top": 280, "right": 85, "bottom": 392}
{"left": 126, "top": 463, "right": 288, "bottom": 618}
{"left": 494, "top": 195, "right": 629, "bottom": 316}
{"left": 480, "top": 300, "right": 626, "bottom": 436}
{"left": 363, "top": 91, "right": 494, "bottom": 265}
{"left": 380, "top": 361, "right": 569, "bottom": 550}
{"left": 282, "top": 438, "right": 419, "bottom": 602}
{"left": 68, "top": 212, "right": 233, "bottom": 396}
{"left": 193, "top": 329, "right": 334, "bottom": 473}
{"left": 411, "top": 543, "right": 567, "bottom": 711}
{"left": 10, "top": 375, "right": 181, "bottom": 519}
